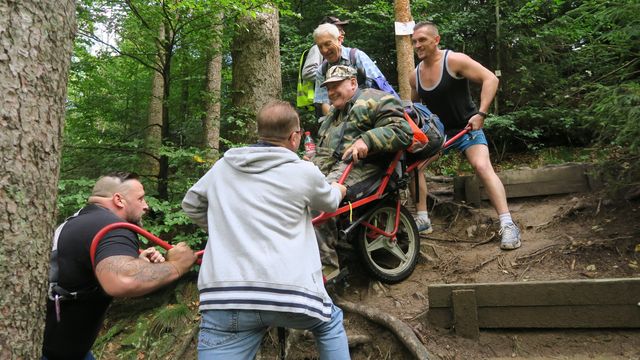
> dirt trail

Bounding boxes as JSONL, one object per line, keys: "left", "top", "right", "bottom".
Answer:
{"left": 335, "top": 187, "right": 640, "bottom": 360}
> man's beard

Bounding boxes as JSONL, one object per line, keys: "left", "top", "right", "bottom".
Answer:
{"left": 126, "top": 213, "right": 143, "bottom": 227}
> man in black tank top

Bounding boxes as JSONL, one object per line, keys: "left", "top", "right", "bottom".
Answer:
{"left": 407, "top": 21, "right": 521, "bottom": 250}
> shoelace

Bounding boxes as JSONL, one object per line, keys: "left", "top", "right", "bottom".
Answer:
{"left": 499, "top": 224, "right": 518, "bottom": 238}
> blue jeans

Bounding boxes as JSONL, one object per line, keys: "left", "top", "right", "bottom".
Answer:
{"left": 445, "top": 129, "right": 488, "bottom": 154}
{"left": 198, "top": 304, "right": 350, "bottom": 360}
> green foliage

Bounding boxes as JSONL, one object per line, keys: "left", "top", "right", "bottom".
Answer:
{"left": 57, "top": 178, "right": 95, "bottom": 220}
{"left": 584, "top": 82, "right": 640, "bottom": 151}
{"left": 149, "top": 303, "right": 191, "bottom": 337}
{"left": 429, "top": 152, "right": 474, "bottom": 178}
{"left": 91, "top": 320, "right": 126, "bottom": 355}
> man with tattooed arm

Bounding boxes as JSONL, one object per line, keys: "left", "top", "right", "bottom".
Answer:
{"left": 42, "top": 172, "right": 197, "bottom": 360}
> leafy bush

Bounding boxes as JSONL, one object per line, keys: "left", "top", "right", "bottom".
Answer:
{"left": 584, "top": 82, "right": 640, "bottom": 151}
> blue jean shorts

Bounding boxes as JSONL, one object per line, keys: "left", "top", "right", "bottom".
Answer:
{"left": 444, "top": 129, "right": 488, "bottom": 154}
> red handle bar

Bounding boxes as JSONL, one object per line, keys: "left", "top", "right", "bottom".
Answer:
{"left": 90, "top": 222, "right": 204, "bottom": 268}
{"left": 406, "top": 126, "right": 471, "bottom": 173}
{"left": 443, "top": 125, "right": 471, "bottom": 148}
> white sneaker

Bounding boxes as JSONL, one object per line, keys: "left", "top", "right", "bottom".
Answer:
{"left": 499, "top": 223, "right": 521, "bottom": 250}
{"left": 415, "top": 217, "right": 433, "bottom": 235}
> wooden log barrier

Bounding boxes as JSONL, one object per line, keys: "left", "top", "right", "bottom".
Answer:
{"left": 454, "top": 163, "right": 602, "bottom": 206}
{"left": 427, "top": 278, "right": 640, "bottom": 338}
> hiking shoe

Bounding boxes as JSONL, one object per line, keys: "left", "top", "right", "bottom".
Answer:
{"left": 415, "top": 217, "right": 433, "bottom": 235}
{"left": 499, "top": 223, "right": 521, "bottom": 250}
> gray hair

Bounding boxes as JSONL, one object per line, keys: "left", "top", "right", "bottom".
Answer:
{"left": 313, "top": 23, "right": 340, "bottom": 41}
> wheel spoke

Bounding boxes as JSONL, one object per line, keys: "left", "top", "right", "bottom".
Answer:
{"left": 383, "top": 211, "right": 395, "bottom": 231}
{"left": 365, "top": 236, "right": 386, "bottom": 252}
{"left": 387, "top": 243, "right": 409, "bottom": 263}
{"left": 359, "top": 203, "right": 419, "bottom": 282}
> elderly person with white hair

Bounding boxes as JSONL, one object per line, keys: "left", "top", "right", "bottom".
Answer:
{"left": 313, "top": 23, "right": 388, "bottom": 115}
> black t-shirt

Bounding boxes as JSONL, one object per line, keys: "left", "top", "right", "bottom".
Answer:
{"left": 42, "top": 204, "right": 140, "bottom": 360}
{"left": 416, "top": 50, "right": 477, "bottom": 135}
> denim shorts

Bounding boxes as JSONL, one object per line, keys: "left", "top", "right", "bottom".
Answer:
{"left": 444, "top": 129, "right": 488, "bottom": 154}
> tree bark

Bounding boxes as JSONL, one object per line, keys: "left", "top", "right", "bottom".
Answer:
{"left": 204, "top": 13, "right": 224, "bottom": 157}
{"left": 231, "top": 4, "right": 282, "bottom": 140}
{"left": 394, "top": 0, "right": 415, "bottom": 100}
{"left": 0, "top": 1, "right": 75, "bottom": 358}
{"left": 158, "top": 22, "right": 175, "bottom": 199}
{"left": 145, "top": 24, "right": 165, "bottom": 178}
{"left": 494, "top": 0, "right": 501, "bottom": 115}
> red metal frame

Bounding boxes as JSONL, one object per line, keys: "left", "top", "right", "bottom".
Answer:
{"left": 312, "top": 151, "right": 403, "bottom": 226}
{"left": 360, "top": 200, "right": 402, "bottom": 243}
{"left": 312, "top": 127, "right": 469, "bottom": 227}
{"left": 90, "top": 222, "right": 204, "bottom": 268}
{"left": 406, "top": 126, "right": 470, "bottom": 173}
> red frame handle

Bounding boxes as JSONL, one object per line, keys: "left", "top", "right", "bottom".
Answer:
{"left": 90, "top": 222, "right": 204, "bottom": 268}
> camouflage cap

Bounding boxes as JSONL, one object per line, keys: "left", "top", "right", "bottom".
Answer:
{"left": 321, "top": 65, "right": 357, "bottom": 87}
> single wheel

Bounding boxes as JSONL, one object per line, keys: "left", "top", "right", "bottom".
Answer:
{"left": 356, "top": 201, "right": 419, "bottom": 283}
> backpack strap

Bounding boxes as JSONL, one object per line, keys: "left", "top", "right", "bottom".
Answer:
{"left": 298, "top": 48, "right": 309, "bottom": 82}
{"left": 320, "top": 59, "right": 329, "bottom": 79}
{"left": 349, "top": 48, "right": 367, "bottom": 87}
{"left": 48, "top": 210, "right": 99, "bottom": 303}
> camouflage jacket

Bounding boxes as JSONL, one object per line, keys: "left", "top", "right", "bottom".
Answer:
{"left": 316, "top": 88, "right": 412, "bottom": 163}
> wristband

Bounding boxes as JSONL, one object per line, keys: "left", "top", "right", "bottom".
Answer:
{"left": 477, "top": 111, "right": 488, "bottom": 118}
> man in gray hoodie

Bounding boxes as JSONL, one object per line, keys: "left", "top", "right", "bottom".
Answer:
{"left": 182, "top": 101, "right": 350, "bottom": 359}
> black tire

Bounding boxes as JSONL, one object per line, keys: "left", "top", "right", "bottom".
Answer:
{"left": 356, "top": 201, "right": 419, "bottom": 283}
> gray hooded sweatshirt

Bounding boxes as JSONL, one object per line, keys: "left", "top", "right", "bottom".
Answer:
{"left": 182, "top": 145, "right": 342, "bottom": 321}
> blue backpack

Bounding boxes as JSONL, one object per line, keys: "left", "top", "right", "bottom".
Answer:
{"left": 404, "top": 102, "right": 445, "bottom": 159}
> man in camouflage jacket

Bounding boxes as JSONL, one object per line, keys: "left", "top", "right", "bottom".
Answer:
{"left": 312, "top": 65, "right": 412, "bottom": 274}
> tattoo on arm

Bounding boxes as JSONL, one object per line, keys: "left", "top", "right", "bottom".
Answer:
{"left": 97, "top": 256, "right": 174, "bottom": 282}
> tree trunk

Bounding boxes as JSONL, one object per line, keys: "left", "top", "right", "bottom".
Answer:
{"left": 394, "top": 0, "right": 415, "bottom": 100}
{"left": 179, "top": 65, "right": 190, "bottom": 129}
{"left": 494, "top": 0, "right": 501, "bottom": 115}
{"left": 204, "top": 13, "right": 224, "bottom": 158}
{"left": 158, "top": 23, "right": 175, "bottom": 200}
{"left": 231, "top": 5, "right": 281, "bottom": 140}
{"left": 0, "top": 1, "right": 75, "bottom": 358}
{"left": 145, "top": 24, "right": 165, "bottom": 184}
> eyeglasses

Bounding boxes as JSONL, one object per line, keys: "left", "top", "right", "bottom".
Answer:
{"left": 292, "top": 128, "right": 304, "bottom": 135}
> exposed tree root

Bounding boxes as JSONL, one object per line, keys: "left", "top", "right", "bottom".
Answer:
{"left": 174, "top": 323, "right": 199, "bottom": 359}
{"left": 334, "top": 296, "right": 437, "bottom": 360}
{"left": 348, "top": 334, "right": 372, "bottom": 348}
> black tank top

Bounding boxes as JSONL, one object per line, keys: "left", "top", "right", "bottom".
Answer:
{"left": 416, "top": 50, "right": 477, "bottom": 134}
